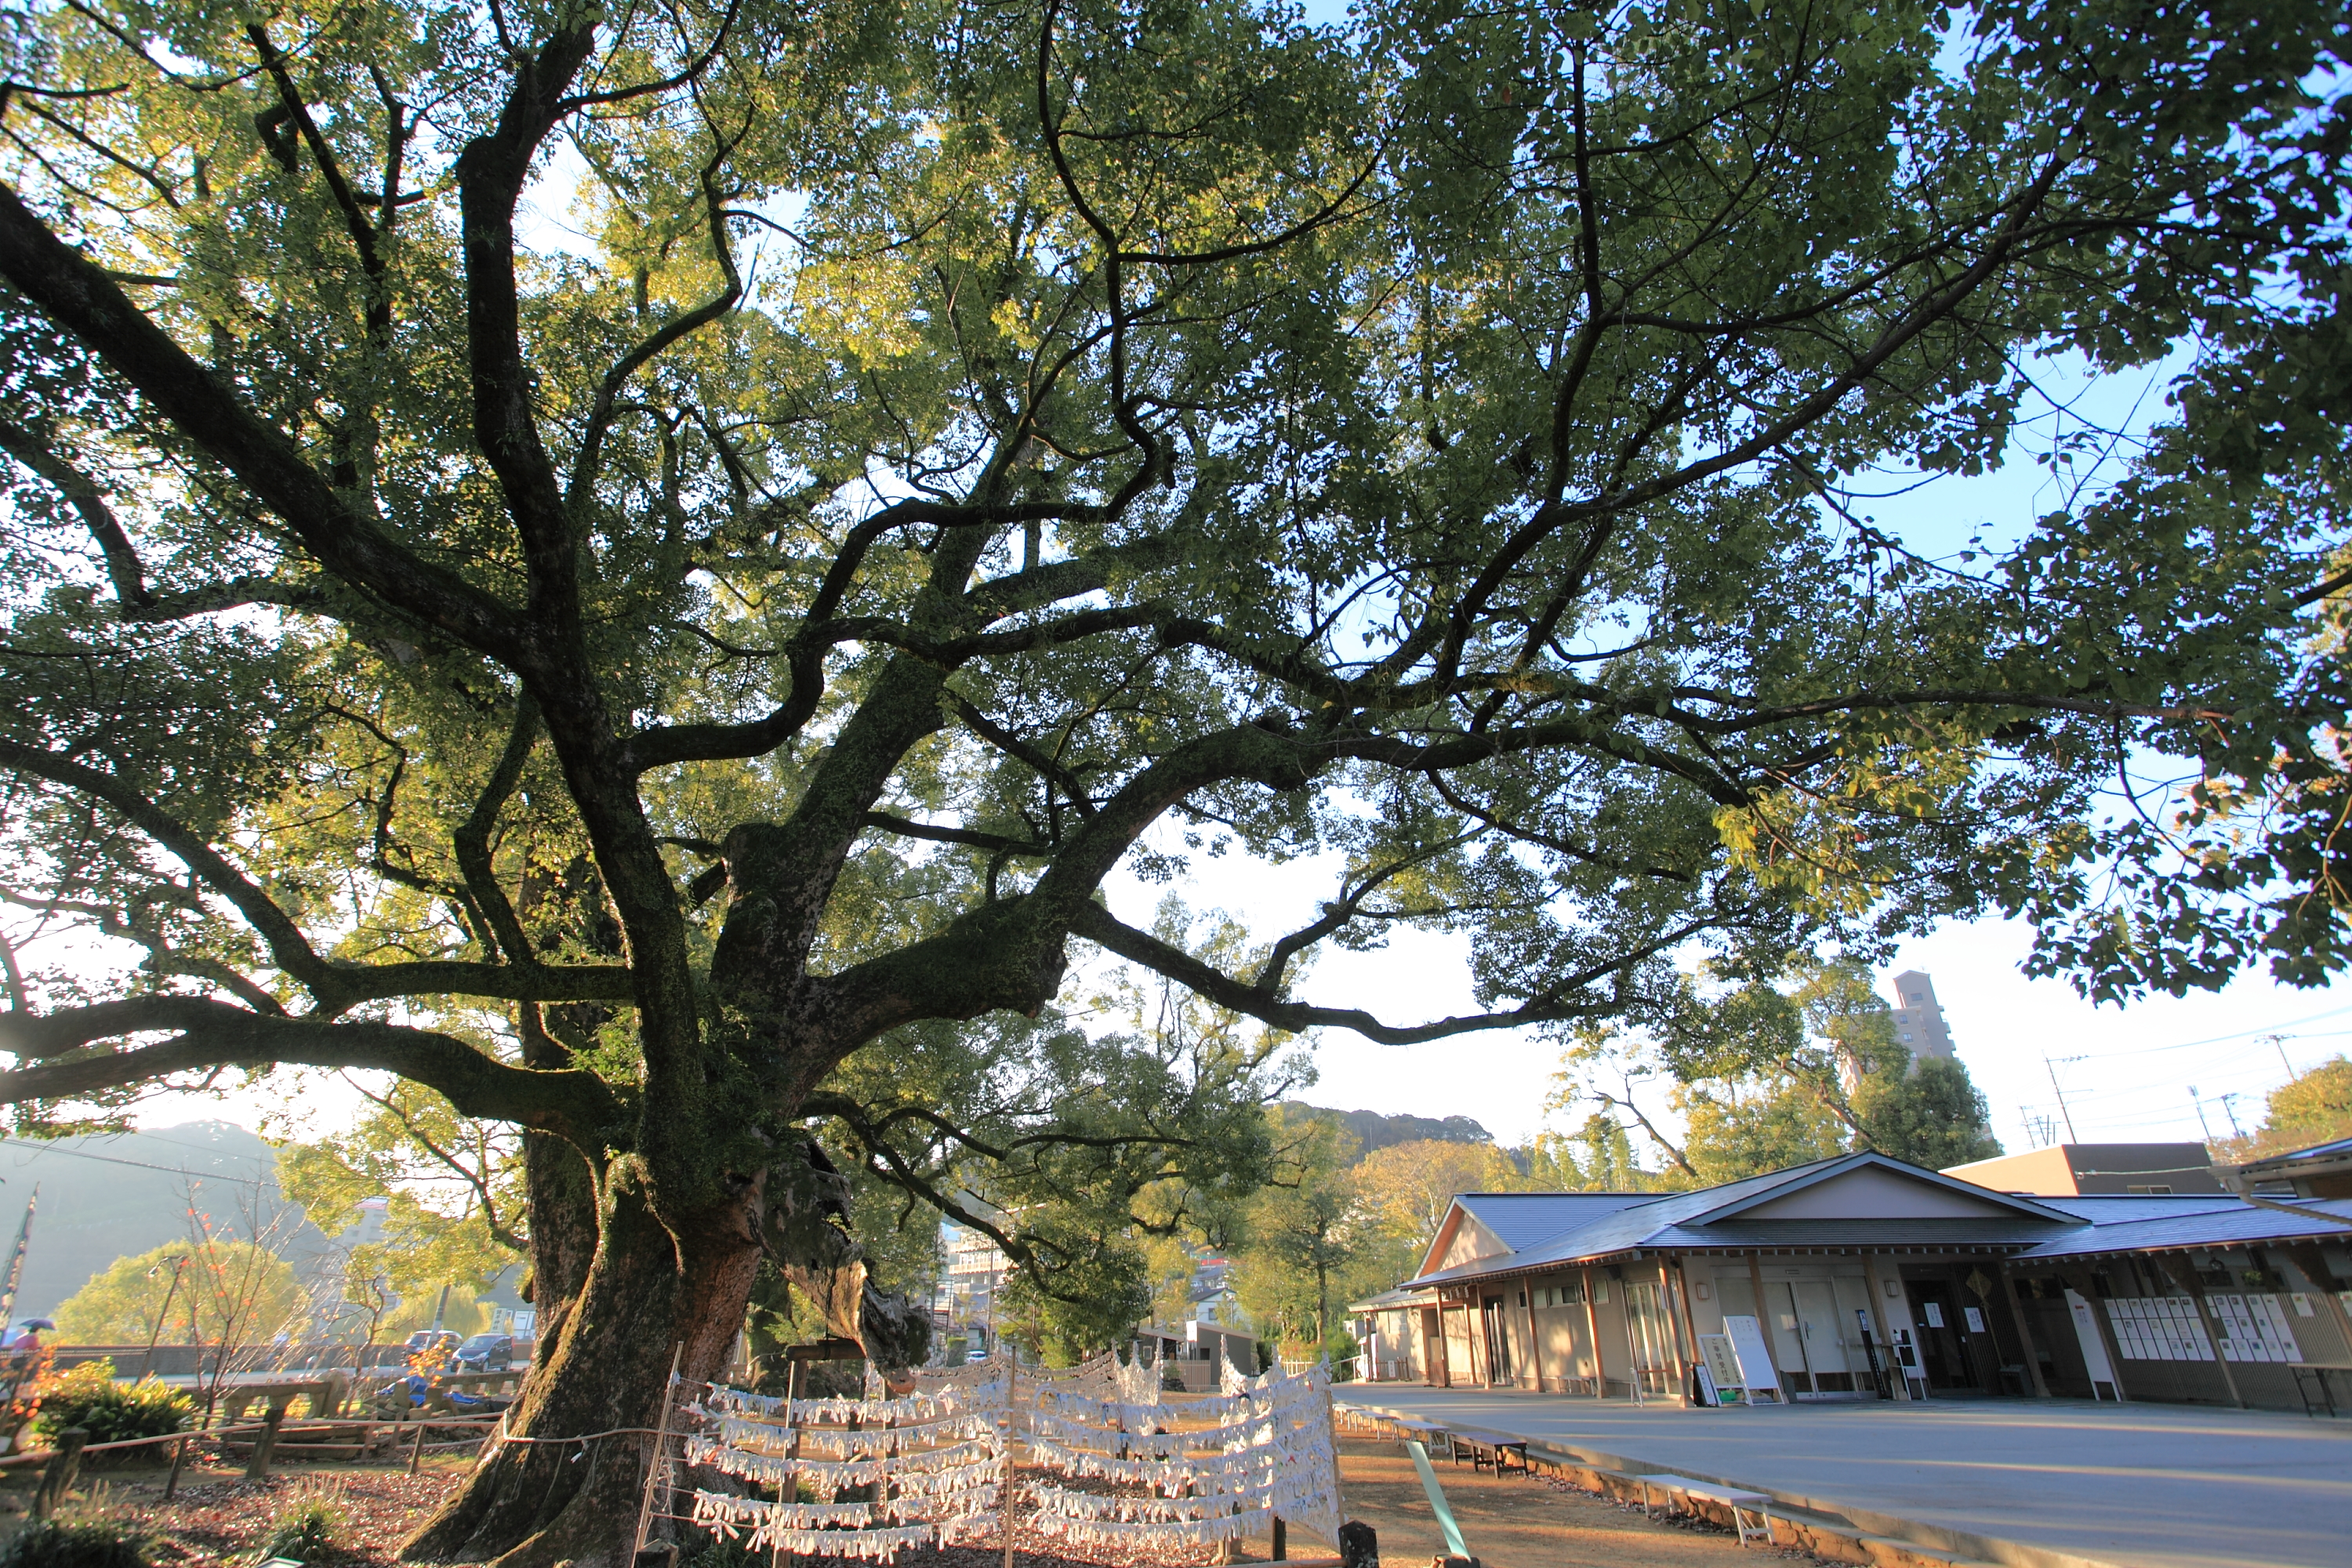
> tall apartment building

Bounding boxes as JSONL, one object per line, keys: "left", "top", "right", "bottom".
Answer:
{"left": 943, "top": 1223, "right": 1007, "bottom": 1326}
{"left": 1886, "top": 970, "right": 1956, "bottom": 1064}
{"left": 1839, "top": 969, "right": 1958, "bottom": 1092}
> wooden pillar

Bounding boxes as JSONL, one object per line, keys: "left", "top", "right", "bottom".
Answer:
{"left": 1744, "top": 1251, "right": 1789, "bottom": 1396}
{"left": 1672, "top": 1260, "right": 1708, "bottom": 1404}
{"left": 2158, "top": 1254, "right": 2247, "bottom": 1410}
{"left": 1617, "top": 1269, "right": 1646, "bottom": 1405}
{"left": 1657, "top": 1258, "right": 1691, "bottom": 1402}
{"left": 1998, "top": 1266, "right": 2053, "bottom": 1398}
{"left": 1523, "top": 1279, "right": 1546, "bottom": 1392}
{"left": 1580, "top": 1266, "right": 1606, "bottom": 1398}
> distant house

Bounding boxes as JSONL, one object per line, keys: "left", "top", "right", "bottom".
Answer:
{"left": 2221, "top": 1134, "right": 2352, "bottom": 1202}
{"left": 1944, "top": 1142, "right": 2223, "bottom": 1196}
{"left": 1348, "top": 1151, "right": 2352, "bottom": 1413}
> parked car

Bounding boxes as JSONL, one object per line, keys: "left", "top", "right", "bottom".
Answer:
{"left": 404, "top": 1328, "right": 461, "bottom": 1369}
{"left": 456, "top": 1332, "right": 515, "bottom": 1373}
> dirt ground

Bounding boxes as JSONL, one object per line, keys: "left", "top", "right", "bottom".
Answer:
{"left": 0, "top": 1454, "right": 474, "bottom": 1565}
{"left": 1319, "top": 1438, "right": 1825, "bottom": 1568}
{"left": 0, "top": 1439, "right": 1826, "bottom": 1567}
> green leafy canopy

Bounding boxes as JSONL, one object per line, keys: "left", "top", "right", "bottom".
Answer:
{"left": 0, "top": 0, "right": 2346, "bottom": 1550}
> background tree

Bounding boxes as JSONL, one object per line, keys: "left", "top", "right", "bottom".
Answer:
{"left": 1559, "top": 959, "right": 2002, "bottom": 1178}
{"left": 2213, "top": 1056, "right": 2352, "bottom": 1161}
{"left": 53, "top": 1239, "right": 299, "bottom": 1346}
{"left": 2, "top": 0, "right": 2348, "bottom": 1561}
{"left": 1520, "top": 1117, "right": 1672, "bottom": 1193}
{"left": 276, "top": 1076, "right": 528, "bottom": 1336}
{"left": 1234, "top": 1108, "right": 1362, "bottom": 1356}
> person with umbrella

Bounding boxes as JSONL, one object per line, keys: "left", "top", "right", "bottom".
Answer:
{"left": 5, "top": 1316, "right": 51, "bottom": 1370}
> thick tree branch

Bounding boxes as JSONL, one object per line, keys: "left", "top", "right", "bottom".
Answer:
{"left": 0, "top": 997, "right": 622, "bottom": 1137}
{"left": 0, "top": 183, "right": 529, "bottom": 659}
{"left": 452, "top": 694, "right": 543, "bottom": 967}
{"left": 1069, "top": 902, "right": 1619, "bottom": 1044}
{"left": 0, "top": 737, "right": 631, "bottom": 1011}
{"left": 862, "top": 811, "right": 1050, "bottom": 857}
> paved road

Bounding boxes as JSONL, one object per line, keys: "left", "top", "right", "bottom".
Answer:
{"left": 1341, "top": 1385, "right": 2352, "bottom": 1568}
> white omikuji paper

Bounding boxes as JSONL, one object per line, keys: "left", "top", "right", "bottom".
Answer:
{"left": 678, "top": 1348, "right": 1341, "bottom": 1563}
{"left": 1026, "top": 1355, "right": 1344, "bottom": 1548}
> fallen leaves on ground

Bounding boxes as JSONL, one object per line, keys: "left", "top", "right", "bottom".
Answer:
{"left": 103, "top": 1468, "right": 456, "bottom": 1566}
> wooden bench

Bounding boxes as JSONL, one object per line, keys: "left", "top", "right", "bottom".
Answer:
{"left": 1447, "top": 1428, "right": 1528, "bottom": 1476}
{"left": 215, "top": 1379, "right": 343, "bottom": 1423}
{"left": 1633, "top": 1473, "right": 1775, "bottom": 1548}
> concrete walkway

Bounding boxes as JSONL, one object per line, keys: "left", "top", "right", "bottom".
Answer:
{"left": 1342, "top": 1385, "right": 2352, "bottom": 1568}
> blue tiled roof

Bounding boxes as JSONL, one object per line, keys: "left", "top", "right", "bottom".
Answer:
{"left": 1399, "top": 1152, "right": 2345, "bottom": 1289}
{"left": 1450, "top": 1192, "right": 1650, "bottom": 1253}
{"left": 2013, "top": 1198, "right": 2352, "bottom": 1260}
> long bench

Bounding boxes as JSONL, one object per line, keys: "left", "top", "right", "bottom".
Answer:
{"left": 1446, "top": 1427, "right": 1528, "bottom": 1476}
{"left": 1631, "top": 1472, "right": 1776, "bottom": 1548}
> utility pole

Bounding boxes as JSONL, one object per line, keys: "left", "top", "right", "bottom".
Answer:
{"left": 2044, "top": 1057, "right": 2082, "bottom": 1144}
{"left": 2188, "top": 1086, "right": 2215, "bottom": 1143}
{"left": 136, "top": 1256, "right": 189, "bottom": 1380}
{"left": 2220, "top": 1093, "right": 2247, "bottom": 1140}
{"left": 2259, "top": 1033, "right": 2296, "bottom": 1079}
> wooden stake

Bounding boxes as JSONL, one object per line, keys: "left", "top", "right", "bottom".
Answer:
{"left": 776, "top": 1359, "right": 799, "bottom": 1568}
{"left": 632, "top": 1343, "right": 686, "bottom": 1560}
{"left": 408, "top": 1415, "right": 428, "bottom": 1475}
{"left": 162, "top": 1431, "right": 190, "bottom": 1501}
{"left": 1001, "top": 1348, "right": 1018, "bottom": 1568}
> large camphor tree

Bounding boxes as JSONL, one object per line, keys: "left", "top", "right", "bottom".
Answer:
{"left": 2, "top": 0, "right": 2347, "bottom": 1559}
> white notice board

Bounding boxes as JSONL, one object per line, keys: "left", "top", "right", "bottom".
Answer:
{"left": 1721, "top": 1314, "right": 1782, "bottom": 1399}
{"left": 1697, "top": 1333, "right": 1745, "bottom": 1403}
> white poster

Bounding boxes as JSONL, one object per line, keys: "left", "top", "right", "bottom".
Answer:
{"left": 2065, "top": 1290, "right": 2119, "bottom": 1397}
{"left": 1962, "top": 1305, "right": 1984, "bottom": 1334}
{"left": 1721, "top": 1314, "right": 1781, "bottom": 1398}
{"left": 1923, "top": 1302, "right": 1944, "bottom": 1328}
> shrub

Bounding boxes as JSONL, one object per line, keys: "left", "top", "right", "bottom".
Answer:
{"left": 681, "top": 1532, "right": 764, "bottom": 1568}
{"left": 0, "top": 1517, "right": 150, "bottom": 1568}
{"left": 25, "top": 1360, "right": 193, "bottom": 1455}
{"left": 256, "top": 1476, "right": 347, "bottom": 1563}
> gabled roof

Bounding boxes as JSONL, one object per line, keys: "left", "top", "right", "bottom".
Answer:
{"left": 1414, "top": 1192, "right": 1649, "bottom": 1279}
{"left": 1404, "top": 1152, "right": 2082, "bottom": 1290}
{"left": 1457, "top": 1192, "right": 1650, "bottom": 1250}
{"left": 1686, "top": 1151, "right": 2077, "bottom": 1225}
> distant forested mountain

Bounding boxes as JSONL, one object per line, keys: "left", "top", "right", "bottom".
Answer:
{"left": 0, "top": 1122, "right": 330, "bottom": 1321}
{"left": 1280, "top": 1104, "right": 1494, "bottom": 1158}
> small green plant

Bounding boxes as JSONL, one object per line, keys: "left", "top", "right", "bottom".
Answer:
{"left": 681, "top": 1531, "right": 764, "bottom": 1568}
{"left": 25, "top": 1359, "right": 194, "bottom": 1457}
{"left": 0, "top": 1516, "right": 150, "bottom": 1568}
{"left": 254, "top": 1476, "right": 347, "bottom": 1563}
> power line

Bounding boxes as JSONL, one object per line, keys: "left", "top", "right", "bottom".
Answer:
{"left": 0, "top": 1138, "right": 274, "bottom": 1186}
{"left": 113, "top": 1129, "right": 276, "bottom": 1167}
{"left": 2068, "top": 1003, "right": 2352, "bottom": 1060}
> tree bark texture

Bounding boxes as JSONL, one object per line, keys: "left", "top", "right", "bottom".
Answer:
{"left": 404, "top": 1167, "right": 764, "bottom": 1567}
